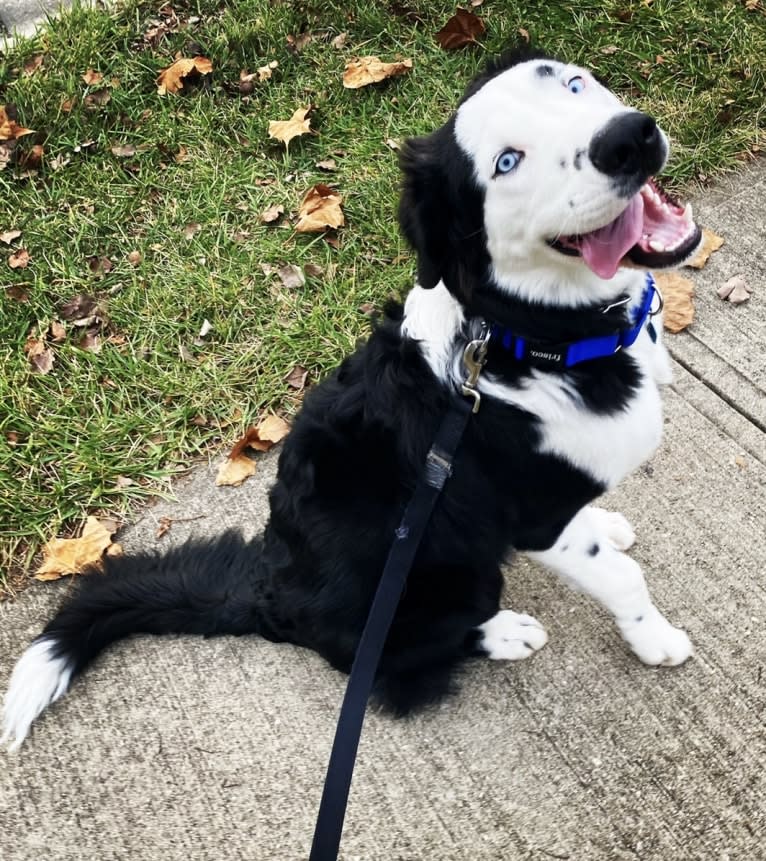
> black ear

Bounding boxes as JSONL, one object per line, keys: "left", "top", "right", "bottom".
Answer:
{"left": 398, "top": 122, "right": 488, "bottom": 302}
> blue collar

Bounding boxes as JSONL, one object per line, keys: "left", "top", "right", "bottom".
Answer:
{"left": 489, "top": 273, "right": 661, "bottom": 368}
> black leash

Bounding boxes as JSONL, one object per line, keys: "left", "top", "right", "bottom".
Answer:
{"left": 308, "top": 329, "right": 490, "bottom": 861}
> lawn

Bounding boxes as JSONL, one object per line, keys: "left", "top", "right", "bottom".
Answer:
{"left": 1, "top": 0, "right": 764, "bottom": 594}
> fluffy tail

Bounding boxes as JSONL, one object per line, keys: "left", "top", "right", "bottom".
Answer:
{"left": 2, "top": 531, "right": 261, "bottom": 751}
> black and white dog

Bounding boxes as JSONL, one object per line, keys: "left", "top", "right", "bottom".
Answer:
{"left": 3, "top": 48, "right": 701, "bottom": 751}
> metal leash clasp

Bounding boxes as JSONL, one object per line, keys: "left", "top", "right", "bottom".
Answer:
{"left": 461, "top": 323, "right": 491, "bottom": 414}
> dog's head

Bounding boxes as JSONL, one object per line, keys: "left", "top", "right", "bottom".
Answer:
{"left": 399, "top": 48, "right": 701, "bottom": 306}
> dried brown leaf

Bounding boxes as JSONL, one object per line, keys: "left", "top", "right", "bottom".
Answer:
{"left": 286, "top": 365, "right": 309, "bottom": 391}
{"left": 267, "top": 107, "right": 312, "bottom": 148}
{"left": 277, "top": 263, "right": 305, "bottom": 289}
{"left": 35, "top": 516, "right": 119, "bottom": 580}
{"left": 83, "top": 88, "right": 111, "bottom": 109}
{"left": 332, "top": 32, "right": 348, "bottom": 49}
{"left": 286, "top": 32, "right": 312, "bottom": 53}
{"left": 111, "top": 143, "right": 137, "bottom": 158}
{"left": 0, "top": 105, "right": 34, "bottom": 141}
{"left": 295, "top": 184, "right": 345, "bottom": 233}
{"left": 23, "top": 55, "right": 44, "bottom": 76}
{"left": 685, "top": 228, "right": 724, "bottom": 269}
{"left": 258, "top": 60, "right": 278, "bottom": 81}
{"left": 655, "top": 271, "right": 695, "bottom": 333}
{"left": 127, "top": 250, "right": 142, "bottom": 266}
{"left": 0, "top": 229, "right": 21, "bottom": 244}
{"left": 48, "top": 320, "right": 66, "bottom": 343}
{"left": 156, "top": 56, "right": 213, "bottom": 96}
{"left": 59, "top": 294, "right": 100, "bottom": 321}
{"left": 82, "top": 68, "right": 104, "bottom": 85}
{"left": 260, "top": 203, "right": 285, "bottom": 224}
{"left": 435, "top": 9, "right": 486, "bottom": 50}
{"left": 717, "top": 274, "right": 752, "bottom": 304}
{"left": 342, "top": 56, "right": 413, "bottom": 89}
{"left": 316, "top": 158, "right": 337, "bottom": 171}
{"left": 215, "top": 452, "right": 257, "bottom": 486}
{"left": 9, "top": 248, "right": 30, "bottom": 269}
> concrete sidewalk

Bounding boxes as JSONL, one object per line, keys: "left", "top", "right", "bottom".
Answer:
{"left": 0, "top": 0, "right": 73, "bottom": 41}
{"left": 1, "top": 155, "right": 765, "bottom": 859}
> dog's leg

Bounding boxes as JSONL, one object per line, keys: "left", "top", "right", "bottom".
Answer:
{"left": 526, "top": 506, "right": 692, "bottom": 666}
{"left": 474, "top": 610, "right": 549, "bottom": 661}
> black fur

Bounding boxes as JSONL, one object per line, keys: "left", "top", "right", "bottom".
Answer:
{"left": 33, "top": 48, "right": 624, "bottom": 717}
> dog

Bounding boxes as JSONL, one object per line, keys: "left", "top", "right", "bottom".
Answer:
{"left": 2, "top": 47, "right": 701, "bottom": 751}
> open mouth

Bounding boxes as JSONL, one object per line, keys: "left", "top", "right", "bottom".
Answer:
{"left": 548, "top": 179, "right": 702, "bottom": 279}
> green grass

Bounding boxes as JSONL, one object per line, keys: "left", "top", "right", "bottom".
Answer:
{"left": 1, "top": 0, "right": 764, "bottom": 594}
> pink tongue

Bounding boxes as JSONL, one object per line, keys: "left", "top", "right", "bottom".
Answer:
{"left": 580, "top": 194, "right": 645, "bottom": 279}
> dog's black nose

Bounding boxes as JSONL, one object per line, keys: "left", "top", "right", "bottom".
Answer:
{"left": 588, "top": 112, "right": 665, "bottom": 187}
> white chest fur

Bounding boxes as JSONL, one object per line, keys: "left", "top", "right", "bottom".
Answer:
{"left": 402, "top": 282, "right": 670, "bottom": 489}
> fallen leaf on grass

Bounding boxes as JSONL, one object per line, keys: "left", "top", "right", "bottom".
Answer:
{"left": 655, "top": 271, "right": 695, "bottom": 333}
{"left": 228, "top": 415, "right": 292, "bottom": 460}
{"left": 24, "top": 334, "right": 54, "bottom": 373}
{"left": 295, "top": 184, "right": 344, "bottom": 233}
{"left": 0, "top": 105, "right": 34, "bottom": 141}
{"left": 286, "top": 32, "right": 312, "bottom": 53}
{"left": 35, "top": 516, "right": 121, "bottom": 580}
{"left": 332, "top": 32, "right": 348, "bottom": 49}
{"left": 717, "top": 274, "right": 752, "bottom": 304}
{"left": 267, "top": 107, "right": 312, "bottom": 148}
{"left": 9, "top": 248, "right": 30, "bottom": 268}
{"left": 342, "top": 56, "right": 413, "bottom": 89}
{"left": 87, "top": 255, "right": 113, "bottom": 277}
{"left": 316, "top": 158, "right": 337, "bottom": 171}
{"left": 59, "top": 293, "right": 101, "bottom": 321}
{"left": 260, "top": 203, "right": 284, "bottom": 224}
{"left": 83, "top": 88, "right": 111, "bottom": 109}
{"left": 435, "top": 9, "right": 486, "bottom": 50}
{"left": 111, "top": 143, "right": 137, "bottom": 158}
{"left": 17, "top": 144, "right": 43, "bottom": 171}
{"left": 258, "top": 60, "right": 278, "bottom": 81}
{"left": 23, "top": 54, "right": 44, "bottom": 76}
{"left": 215, "top": 453, "right": 257, "bottom": 486}
{"left": 82, "top": 68, "right": 104, "bottom": 85}
{"left": 48, "top": 320, "right": 66, "bottom": 342}
{"left": 278, "top": 263, "right": 305, "bottom": 289}
{"left": 286, "top": 365, "right": 309, "bottom": 391}
{"left": 0, "top": 229, "right": 21, "bottom": 244}
{"left": 685, "top": 228, "right": 724, "bottom": 269}
{"left": 156, "top": 56, "right": 213, "bottom": 95}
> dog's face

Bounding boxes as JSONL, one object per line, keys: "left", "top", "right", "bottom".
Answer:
{"left": 400, "top": 50, "right": 701, "bottom": 305}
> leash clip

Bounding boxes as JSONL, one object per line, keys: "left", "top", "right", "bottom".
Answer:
{"left": 461, "top": 323, "right": 491, "bottom": 414}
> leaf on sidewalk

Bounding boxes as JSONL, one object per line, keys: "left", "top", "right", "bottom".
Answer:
{"left": 655, "top": 271, "right": 695, "bottom": 333}
{"left": 35, "top": 516, "right": 121, "bottom": 580}
{"left": 684, "top": 228, "right": 724, "bottom": 269}
{"left": 215, "top": 453, "right": 257, "bottom": 486}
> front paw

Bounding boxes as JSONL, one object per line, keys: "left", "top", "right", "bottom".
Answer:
{"left": 618, "top": 607, "right": 693, "bottom": 667}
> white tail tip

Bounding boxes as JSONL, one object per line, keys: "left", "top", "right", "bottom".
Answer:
{"left": 2, "top": 637, "right": 73, "bottom": 752}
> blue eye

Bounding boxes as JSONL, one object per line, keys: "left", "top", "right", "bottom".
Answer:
{"left": 567, "top": 76, "right": 585, "bottom": 94}
{"left": 495, "top": 149, "right": 522, "bottom": 175}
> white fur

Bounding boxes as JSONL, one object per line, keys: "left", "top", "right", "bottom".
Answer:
{"left": 453, "top": 59, "right": 669, "bottom": 307}
{"left": 402, "top": 283, "right": 465, "bottom": 381}
{"left": 1, "top": 637, "right": 73, "bottom": 752}
{"left": 401, "top": 281, "right": 673, "bottom": 490}
{"left": 479, "top": 609, "right": 548, "bottom": 660}
{"left": 527, "top": 506, "right": 692, "bottom": 666}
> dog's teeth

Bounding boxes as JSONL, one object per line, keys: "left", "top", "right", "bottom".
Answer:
{"left": 682, "top": 203, "right": 694, "bottom": 223}
{"left": 649, "top": 240, "right": 666, "bottom": 253}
